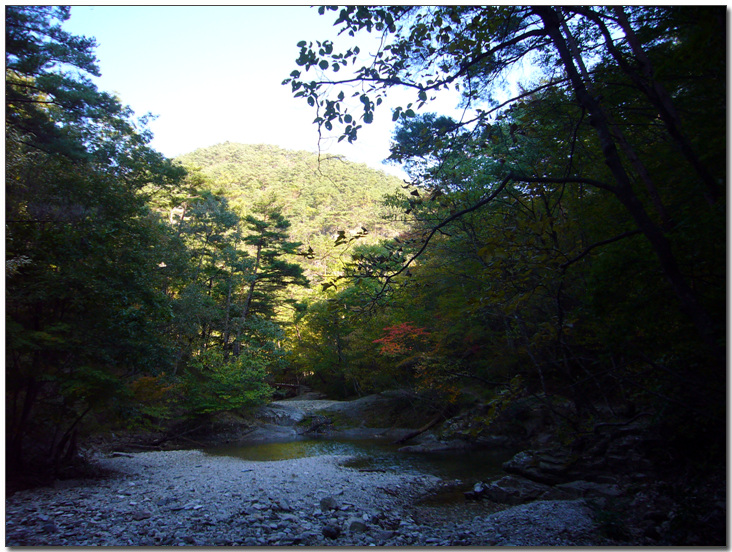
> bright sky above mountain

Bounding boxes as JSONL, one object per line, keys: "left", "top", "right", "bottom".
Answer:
{"left": 63, "top": 6, "right": 468, "bottom": 178}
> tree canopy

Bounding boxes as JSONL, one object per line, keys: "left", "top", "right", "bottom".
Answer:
{"left": 285, "top": 5, "right": 725, "bottom": 461}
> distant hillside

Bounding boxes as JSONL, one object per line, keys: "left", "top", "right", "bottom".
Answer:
{"left": 176, "top": 143, "right": 405, "bottom": 247}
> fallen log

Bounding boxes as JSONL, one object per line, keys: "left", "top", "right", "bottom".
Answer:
{"left": 392, "top": 411, "right": 444, "bottom": 445}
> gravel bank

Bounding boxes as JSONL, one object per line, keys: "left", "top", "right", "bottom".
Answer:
{"left": 6, "top": 449, "right": 607, "bottom": 546}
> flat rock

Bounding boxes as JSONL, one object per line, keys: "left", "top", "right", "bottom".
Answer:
{"left": 502, "top": 450, "right": 574, "bottom": 485}
{"left": 255, "top": 404, "right": 307, "bottom": 426}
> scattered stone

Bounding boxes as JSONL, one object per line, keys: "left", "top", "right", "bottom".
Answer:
{"left": 464, "top": 481, "right": 487, "bottom": 500}
{"left": 5, "top": 448, "right": 622, "bottom": 547}
{"left": 322, "top": 523, "right": 341, "bottom": 539}
{"left": 347, "top": 517, "right": 369, "bottom": 533}
{"left": 320, "top": 496, "right": 339, "bottom": 511}
{"left": 275, "top": 498, "right": 292, "bottom": 511}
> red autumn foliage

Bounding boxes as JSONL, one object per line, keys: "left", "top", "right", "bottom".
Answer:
{"left": 373, "top": 322, "right": 431, "bottom": 356}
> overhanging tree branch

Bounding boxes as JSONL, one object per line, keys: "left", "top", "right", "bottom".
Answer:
{"left": 512, "top": 173, "right": 617, "bottom": 193}
{"left": 559, "top": 230, "right": 642, "bottom": 271}
{"left": 372, "top": 173, "right": 512, "bottom": 299}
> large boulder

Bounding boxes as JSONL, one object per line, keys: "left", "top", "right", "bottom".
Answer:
{"left": 234, "top": 424, "right": 299, "bottom": 443}
{"left": 502, "top": 449, "right": 577, "bottom": 485}
{"left": 502, "top": 445, "right": 639, "bottom": 487}
{"left": 255, "top": 404, "right": 307, "bottom": 426}
{"left": 439, "top": 394, "right": 575, "bottom": 449}
{"left": 470, "top": 475, "right": 556, "bottom": 505}
{"left": 316, "top": 391, "right": 434, "bottom": 429}
{"left": 467, "top": 472, "right": 625, "bottom": 505}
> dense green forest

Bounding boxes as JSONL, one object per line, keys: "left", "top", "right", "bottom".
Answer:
{"left": 5, "top": 3, "right": 725, "bottom": 500}
{"left": 284, "top": 6, "right": 726, "bottom": 454}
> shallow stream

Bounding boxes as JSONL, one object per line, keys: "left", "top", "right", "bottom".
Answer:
{"left": 205, "top": 437, "right": 516, "bottom": 487}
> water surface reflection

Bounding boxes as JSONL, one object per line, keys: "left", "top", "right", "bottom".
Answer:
{"left": 205, "top": 437, "right": 516, "bottom": 482}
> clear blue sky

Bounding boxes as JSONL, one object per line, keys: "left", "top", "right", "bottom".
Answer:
{"left": 63, "top": 6, "right": 464, "bottom": 177}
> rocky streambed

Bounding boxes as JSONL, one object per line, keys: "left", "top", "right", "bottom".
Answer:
{"left": 8, "top": 393, "right": 721, "bottom": 546}
{"left": 5, "top": 449, "right": 606, "bottom": 547}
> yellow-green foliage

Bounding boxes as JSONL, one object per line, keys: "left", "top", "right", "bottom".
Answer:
{"left": 128, "top": 374, "right": 179, "bottom": 423}
{"left": 182, "top": 349, "right": 273, "bottom": 416}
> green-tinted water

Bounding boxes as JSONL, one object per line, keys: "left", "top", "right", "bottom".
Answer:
{"left": 205, "top": 437, "right": 515, "bottom": 483}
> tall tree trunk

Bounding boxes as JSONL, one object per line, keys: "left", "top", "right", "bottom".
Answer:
{"left": 234, "top": 242, "right": 262, "bottom": 356}
{"left": 52, "top": 405, "right": 91, "bottom": 475}
{"left": 243, "top": 242, "right": 262, "bottom": 321}
{"left": 566, "top": 6, "right": 720, "bottom": 207}
{"left": 7, "top": 376, "right": 41, "bottom": 473}
{"left": 609, "top": 6, "right": 722, "bottom": 205}
{"left": 222, "top": 276, "right": 233, "bottom": 356}
{"left": 535, "top": 6, "right": 723, "bottom": 366}
{"left": 558, "top": 9, "right": 672, "bottom": 229}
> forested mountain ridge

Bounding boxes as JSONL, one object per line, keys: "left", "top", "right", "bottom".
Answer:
{"left": 174, "top": 143, "right": 408, "bottom": 294}
{"left": 176, "top": 142, "right": 404, "bottom": 243}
